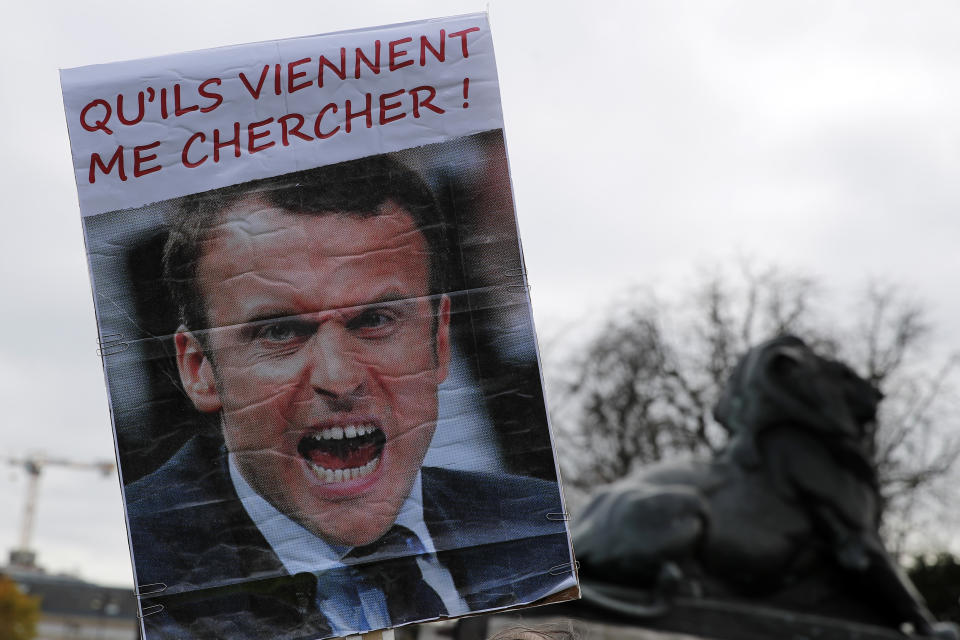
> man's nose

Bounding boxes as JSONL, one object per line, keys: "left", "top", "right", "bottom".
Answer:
{"left": 307, "top": 325, "right": 365, "bottom": 399}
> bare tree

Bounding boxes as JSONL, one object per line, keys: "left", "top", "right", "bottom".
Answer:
{"left": 852, "top": 284, "right": 960, "bottom": 546}
{"left": 551, "top": 263, "right": 960, "bottom": 549}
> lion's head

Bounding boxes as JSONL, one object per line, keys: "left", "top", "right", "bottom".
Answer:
{"left": 713, "top": 335, "right": 882, "bottom": 479}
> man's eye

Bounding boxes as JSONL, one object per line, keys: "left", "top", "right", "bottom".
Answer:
{"left": 256, "top": 320, "right": 312, "bottom": 343}
{"left": 346, "top": 309, "right": 398, "bottom": 335}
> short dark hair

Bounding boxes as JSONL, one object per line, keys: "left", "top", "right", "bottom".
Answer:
{"left": 488, "top": 625, "right": 580, "bottom": 640}
{"left": 163, "top": 154, "right": 448, "bottom": 336}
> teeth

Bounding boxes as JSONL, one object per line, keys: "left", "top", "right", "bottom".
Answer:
{"left": 306, "top": 457, "right": 381, "bottom": 484}
{"left": 309, "top": 424, "right": 377, "bottom": 442}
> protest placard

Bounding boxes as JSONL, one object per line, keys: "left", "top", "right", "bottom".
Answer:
{"left": 61, "top": 13, "right": 578, "bottom": 640}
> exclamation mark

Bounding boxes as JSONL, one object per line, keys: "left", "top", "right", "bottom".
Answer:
{"left": 462, "top": 77, "right": 470, "bottom": 108}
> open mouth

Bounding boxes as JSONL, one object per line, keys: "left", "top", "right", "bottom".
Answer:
{"left": 297, "top": 423, "right": 386, "bottom": 483}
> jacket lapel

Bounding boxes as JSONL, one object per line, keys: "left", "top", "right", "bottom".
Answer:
{"left": 422, "top": 467, "right": 524, "bottom": 612}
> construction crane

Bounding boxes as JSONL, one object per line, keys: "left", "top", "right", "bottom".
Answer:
{"left": 3, "top": 454, "right": 115, "bottom": 569}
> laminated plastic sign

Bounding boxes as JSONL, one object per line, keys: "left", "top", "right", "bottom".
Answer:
{"left": 61, "top": 14, "right": 579, "bottom": 640}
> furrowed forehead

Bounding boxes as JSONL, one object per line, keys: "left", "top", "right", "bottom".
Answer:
{"left": 194, "top": 203, "right": 433, "bottom": 331}
{"left": 166, "top": 168, "right": 445, "bottom": 333}
{"left": 199, "top": 199, "right": 428, "bottom": 284}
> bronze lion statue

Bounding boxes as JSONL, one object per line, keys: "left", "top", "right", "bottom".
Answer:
{"left": 572, "top": 335, "right": 956, "bottom": 638}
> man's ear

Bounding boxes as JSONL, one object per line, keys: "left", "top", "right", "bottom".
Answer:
{"left": 435, "top": 294, "right": 452, "bottom": 383}
{"left": 174, "top": 327, "right": 222, "bottom": 413}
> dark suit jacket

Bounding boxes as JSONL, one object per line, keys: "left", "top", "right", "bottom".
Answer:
{"left": 126, "top": 436, "right": 574, "bottom": 639}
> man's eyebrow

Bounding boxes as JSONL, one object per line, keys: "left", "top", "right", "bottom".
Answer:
{"left": 361, "top": 293, "right": 420, "bottom": 307}
{"left": 240, "top": 294, "right": 425, "bottom": 326}
{"left": 243, "top": 309, "right": 309, "bottom": 326}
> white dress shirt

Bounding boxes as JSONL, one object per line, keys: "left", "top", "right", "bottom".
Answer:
{"left": 228, "top": 456, "right": 467, "bottom": 636}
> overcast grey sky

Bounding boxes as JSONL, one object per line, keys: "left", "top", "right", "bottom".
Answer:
{"left": 2, "top": 1, "right": 959, "bottom": 587}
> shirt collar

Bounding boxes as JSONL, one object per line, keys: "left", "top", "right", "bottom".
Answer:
{"left": 389, "top": 471, "right": 436, "bottom": 555}
{"left": 228, "top": 455, "right": 435, "bottom": 574}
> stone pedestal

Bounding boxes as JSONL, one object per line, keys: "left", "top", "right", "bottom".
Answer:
{"left": 431, "top": 598, "right": 909, "bottom": 640}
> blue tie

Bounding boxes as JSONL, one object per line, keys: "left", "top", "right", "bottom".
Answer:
{"left": 347, "top": 525, "right": 448, "bottom": 625}
{"left": 313, "top": 564, "right": 372, "bottom": 633}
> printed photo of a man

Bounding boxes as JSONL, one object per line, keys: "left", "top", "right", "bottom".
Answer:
{"left": 87, "top": 139, "right": 574, "bottom": 639}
